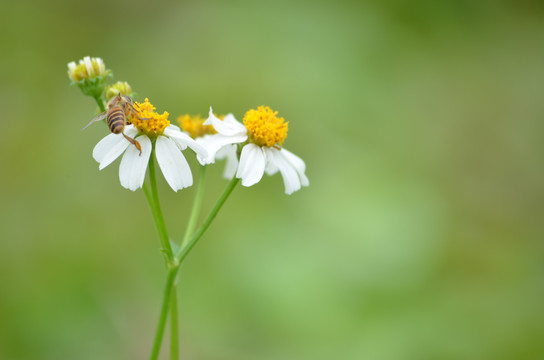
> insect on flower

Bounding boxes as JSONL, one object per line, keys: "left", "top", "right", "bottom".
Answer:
{"left": 83, "top": 93, "right": 148, "bottom": 155}
{"left": 92, "top": 98, "right": 208, "bottom": 192}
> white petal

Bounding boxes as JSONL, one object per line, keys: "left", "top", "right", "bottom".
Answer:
{"left": 280, "top": 148, "right": 309, "bottom": 187}
{"left": 96, "top": 58, "right": 105, "bottom": 74}
{"left": 92, "top": 125, "right": 139, "bottom": 170}
{"left": 204, "top": 107, "right": 246, "bottom": 136}
{"left": 155, "top": 136, "right": 193, "bottom": 192}
{"left": 265, "top": 147, "right": 301, "bottom": 195}
{"left": 119, "top": 135, "right": 152, "bottom": 191}
{"left": 236, "top": 144, "right": 265, "bottom": 187}
{"left": 167, "top": 124, "right": 182, "bottom": 132}
{"left": 264, "top": 148, "right": 279, "bottom": 175}
{"left": 216, "top": 144, "right": 239, "bottom": 179}
{"left": 265, "top": 161, "right": 279, "bottom": 175}
{"left": 164, "top": 126, "right": 208, "bottom": 159}
{"left": 196, "top": 133, "right": 247, "bottom": 165}
{"left": 83, "top": 56, "right": 93, "bottom": 77}
{"left": 93, "top": 133, "right": 130, "bottom": 170}
{"left": 215, "top": 143, "right": 232, "bottom": 160}
{"left": 124, "top": 125, "right": 138, "bottom": 137}
{"left": 195, "top": 137, "right": 209, "bottom": 165}
{"left": 223, "top": 113, "right": 240, "bottom": 126}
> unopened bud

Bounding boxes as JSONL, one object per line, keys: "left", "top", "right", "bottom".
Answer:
{"left": 67, "top": 56, "right": 111, "bottom": 98}
{"left": 105, "top": 81, "right": 133, "bottom": 100}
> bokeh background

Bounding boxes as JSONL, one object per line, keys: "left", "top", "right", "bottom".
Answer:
{"left": 1, "top": 0, "right": 543, "bottom": 359}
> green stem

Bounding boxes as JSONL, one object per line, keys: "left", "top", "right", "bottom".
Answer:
{"left": 150, "top": 176, "right": 240, "bottom": 358}
{"left": 150, "top": 268, "right": 177, "bottom": 360}
{"left": 93, "top": 94, "right": 106, "bottom": 113}
{"left": 143, "top": 181, "right": 156, "bottom": 218}
{"left": 144, "top": 153, "right": 175, "bottom": 266}
{"left": 180, "top": 166, "right": 207, "bottom": 248}
{"left": 170, "top": 284, "right": 179, "bottom": 360}
{"left": 164, "top": 165, "right": 206, "bottom": 360}
{"left": 144, "top": 151, "right": 180, "bottom": 359}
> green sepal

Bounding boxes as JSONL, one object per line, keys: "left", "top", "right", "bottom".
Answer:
{"left": 70, "top": 71, "right": 113, "bottom": 98}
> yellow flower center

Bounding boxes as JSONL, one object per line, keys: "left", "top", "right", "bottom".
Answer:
{"left": 243, "top": 106, "right": 288, "bottom": 147}
{"left": 130, "top": 98, "right": 170, "bottom": 138}
{"left": 177, "top": 114, "right": 217, "bottom": 139}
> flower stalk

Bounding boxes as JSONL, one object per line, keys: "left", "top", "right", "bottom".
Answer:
{"left": 181, "top": 166, "right": 207, "bottom": 248}
{"left": 145, "top": 147, "right": 179, "bottom": 360}
{"left": 170, "top": 287, "right": 179, "bottom": 360}
{"left": 93, "top": 95, "right": 106, "bottom": 113}
{"left": 150, "top": 175, "right": 240, "bottom": 359}
{"left": 150, "top": 266, "right": 178, "bottom": 360}
{"left": 143, "top": 151, "right": 176, "bottom": 266}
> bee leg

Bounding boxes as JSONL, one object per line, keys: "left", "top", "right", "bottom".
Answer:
{"left": 126, "top": 104, "right": 150, "bottom": 121}
{"left": 123, "top": 133, "right": 142, "bottom": 156}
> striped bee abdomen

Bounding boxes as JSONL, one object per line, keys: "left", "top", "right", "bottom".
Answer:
{"left": 107, "top": 106, "right": 126, "bottom": 134}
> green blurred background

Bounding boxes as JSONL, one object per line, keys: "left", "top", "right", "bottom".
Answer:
{"left": 1, "top": 0, "right": 543, "bottom": 359}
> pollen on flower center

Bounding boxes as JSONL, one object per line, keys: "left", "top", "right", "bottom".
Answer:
{"left": 130, "top": 98, "right": 170, "bottom": 138}
{"left": 177, "top": 114, "right": 217, "bottom": 139}
{"left": 243, "top": 106, "right": 288, "bottom": 147}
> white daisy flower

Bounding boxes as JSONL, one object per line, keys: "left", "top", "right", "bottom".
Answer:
{"left": 203, "top": 106, "right": 309, "bottom": 195}
{"left": 92, "top": 98, "right": 207, "bottom": 192}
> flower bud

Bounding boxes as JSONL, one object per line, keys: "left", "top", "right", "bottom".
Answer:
{"left": 105, "top": 81, "right": 133, "bottom": 100}
{"left": 67, "top": 56, "right": 111, "bottom": 98}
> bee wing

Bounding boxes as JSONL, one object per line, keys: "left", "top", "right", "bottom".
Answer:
{"left": 82, "top": 111, "right": 107, "bottom": 131}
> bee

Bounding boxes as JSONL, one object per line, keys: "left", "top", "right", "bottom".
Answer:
{"left": 83, "top": 93, "right": 147, "bottom": 154}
